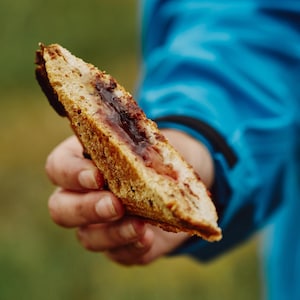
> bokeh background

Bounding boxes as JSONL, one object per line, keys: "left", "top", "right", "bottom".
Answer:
{"left": 0, "top": 0, "right": 262, "bottom": 299}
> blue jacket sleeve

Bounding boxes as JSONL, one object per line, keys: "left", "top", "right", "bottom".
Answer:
{"left": 137, "top": 0, "right": 300, "bottom": 260}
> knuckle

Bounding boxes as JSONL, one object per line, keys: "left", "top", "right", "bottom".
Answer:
{"left": 77, "top": 227, "right": 107, "bottom": 252}
{"left": 80, "top": 238, "right": 99, "bottom": 252}
{"left": 45, "top": 153, "right": 58, "bottom": 185}
{"left": 48, "top": 191, "right": 66, "bottom": 227}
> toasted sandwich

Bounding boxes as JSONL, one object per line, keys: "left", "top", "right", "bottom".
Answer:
{"left": 35, "top": 43, "right": 222, "bottom": 241}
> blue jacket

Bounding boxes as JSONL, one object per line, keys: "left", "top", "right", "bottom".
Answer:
{"left": 137, "top": 1, "right": 300, "bottom": 299}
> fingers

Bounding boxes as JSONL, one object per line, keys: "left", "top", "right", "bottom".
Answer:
{"left": 48, "top": 183, "right": 190, "bottom": 266}
{"left": 105, "top": 228, "right": 155, "bottom": 265}
{"left": 76, "top": 221, "right": 190, "bottom": 266}
{"left": 48, "top": 189, "right": 125, "bottom": 227}
{"left": 77, "top": 221, "right": 155, "bottom": 265}
{"left": 77, "top": 219, "right": 147, "bottom": 251}
{"left": 45, "top": 136, "right": 105, "bottom": 191}
{"left": 104, "top": 228, "right": 189, "bottom": 266}
{"left": 49, "top": 184, "right": 156, "bottom": 265}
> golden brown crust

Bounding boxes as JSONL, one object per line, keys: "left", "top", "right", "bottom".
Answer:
{"left": 35, "top": 43, "right": 222, "bottom": 242}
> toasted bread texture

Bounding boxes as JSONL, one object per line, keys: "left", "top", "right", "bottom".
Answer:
{"left": 35, "top": 43, "right": 222, "bottom": 241}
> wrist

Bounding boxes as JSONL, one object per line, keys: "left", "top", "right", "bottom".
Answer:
{"left": 161, "top": 129, "right": 215, "bottom": 188}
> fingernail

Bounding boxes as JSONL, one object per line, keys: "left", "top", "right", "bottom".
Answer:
{"left": 134, "top": 240, "right": 145, "bottom": 249}
{"left": 119, "top": 223, "right": 137, "bottom": 240}
{"left": 95, "top": 196, "right": 118, "bottom": 220}
{"left": 78, "top": 169, "right": 99, "bottom": 189}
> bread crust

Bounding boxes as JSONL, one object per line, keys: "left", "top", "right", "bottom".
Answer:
{"left": 35, "top": 43, "right": 222, "bottom": 241}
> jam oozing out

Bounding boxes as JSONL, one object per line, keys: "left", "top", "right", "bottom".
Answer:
{"left": 94, "top": 77, "right": 177, "bottom": 180}
{"left": 95, "top": 79, "right": 148, "bottom": 145}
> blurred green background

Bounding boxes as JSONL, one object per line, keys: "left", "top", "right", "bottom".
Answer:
{"left": 0, "top": 0, "right": 262, "bottom": 299}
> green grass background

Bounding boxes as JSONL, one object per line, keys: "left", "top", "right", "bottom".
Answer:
{"left": 0, "top": 1, "right": 262, "bottom": 299}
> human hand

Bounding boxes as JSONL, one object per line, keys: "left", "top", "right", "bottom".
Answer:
{"left": 45, "top": 135, "right": 191, "bottom": 266}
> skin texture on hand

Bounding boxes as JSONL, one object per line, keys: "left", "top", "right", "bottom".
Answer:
{"left": 45, "top": 130, "right": 214, "bottom": 266}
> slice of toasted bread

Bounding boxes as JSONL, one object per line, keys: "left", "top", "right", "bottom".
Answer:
{"left": 35, "top": 43, "right": 222, "bottom": 241}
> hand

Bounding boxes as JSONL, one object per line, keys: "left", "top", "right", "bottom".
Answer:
{"left": 45, "top": 136, "right": 192, "bottom": 265}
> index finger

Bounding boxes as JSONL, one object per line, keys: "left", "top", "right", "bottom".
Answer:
{"left": 48, "top": 188, "right": 125, "bottom": 228}
{"left": 45, "top": 136, "right": 104, "bottom": 191}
